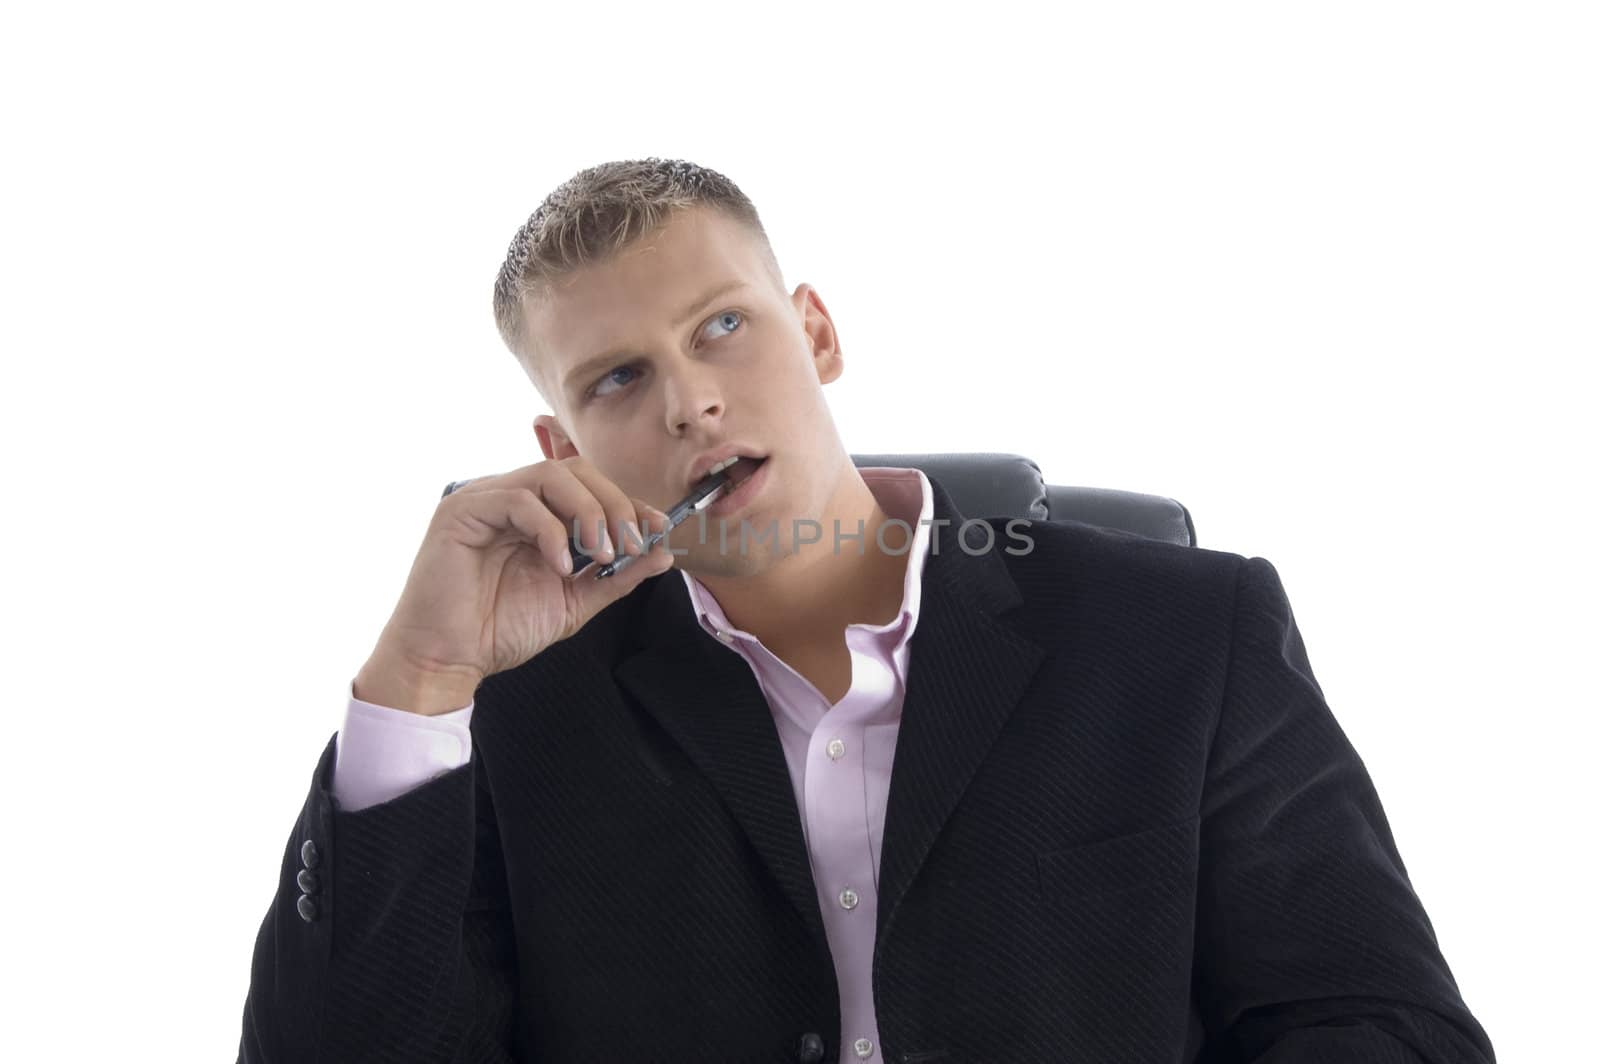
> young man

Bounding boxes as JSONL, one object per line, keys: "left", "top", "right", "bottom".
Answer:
{"left": 237, "top": 159, "right": 1496, "bottom": 1063}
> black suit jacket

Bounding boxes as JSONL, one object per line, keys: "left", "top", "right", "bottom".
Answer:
{"left": 238, "top": 473, "right": 1495, "bottom": 1063}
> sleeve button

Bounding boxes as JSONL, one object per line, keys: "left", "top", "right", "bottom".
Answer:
{"left": 296, "top": 868, "right": 320, "bottom": 895}
{"left": 296, "top": 894, "right": 319, "bottom": 923}
{"left": 300, "top": 839, "right": 320, "bottom": 869}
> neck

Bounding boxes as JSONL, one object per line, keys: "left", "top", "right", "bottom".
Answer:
{"left": 690, "top": 469, "right": 909, "bottom": 651}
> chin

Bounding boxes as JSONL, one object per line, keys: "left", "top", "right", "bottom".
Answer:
{"left": 681, "top": 533, "right": 789, "bottom": 579}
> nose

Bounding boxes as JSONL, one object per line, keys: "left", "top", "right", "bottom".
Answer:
{"left": 662, "top": 361, "right": 725, "bottom": 436}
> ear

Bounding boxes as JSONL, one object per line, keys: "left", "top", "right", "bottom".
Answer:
{"left": 532, "top": 414, "right": 579, "bottom": 461}
{"left": 791, "top": 283, "right": 843, "bottom": 385}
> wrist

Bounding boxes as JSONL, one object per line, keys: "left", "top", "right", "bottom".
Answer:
{"left": 354, "top": 648, "right": 481, "bottom": 717}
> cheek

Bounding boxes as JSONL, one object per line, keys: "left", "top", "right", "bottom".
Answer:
{"left": 763, "top": 344, "right": 826, "bottom": 393}
{"left": 583, "top": 443, "right": 657, "bottom": 499}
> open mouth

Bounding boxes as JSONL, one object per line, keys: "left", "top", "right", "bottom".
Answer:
{"left": 721, "top": 455, "right": 767, "bottom": 486}
{"left": 692, "top": 454, "right": 767, "bottom": 492}
{"left": 704, "top": 455, "right": 771, "bottom": 517}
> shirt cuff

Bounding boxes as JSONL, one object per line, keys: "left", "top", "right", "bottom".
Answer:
{"left": 332, "top": 678, "right": 475, "bottom": 812}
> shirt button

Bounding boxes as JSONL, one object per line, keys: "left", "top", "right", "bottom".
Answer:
{"left": 838, "top": 887, "right": 859, "bottom": 910}
{"left": 826, "top": 737, "right": 846, "bottom": 760}
{"left": 853, "top": 1037, "right": 875, "bottom": 1059}
{"left": 796, "top": 1031, "right": 825, "bottom": 1063}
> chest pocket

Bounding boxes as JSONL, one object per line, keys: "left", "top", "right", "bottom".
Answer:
{"left": 1034, "top": 815, "right": 1199, "bottom": 900}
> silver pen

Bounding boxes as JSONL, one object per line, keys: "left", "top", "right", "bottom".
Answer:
{"left": 573, "top": 466, "right": 735, "bottom": 579}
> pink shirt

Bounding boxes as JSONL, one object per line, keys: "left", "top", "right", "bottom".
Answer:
{"left": 334, "top": 466, "right": 935, "bottom": 1063}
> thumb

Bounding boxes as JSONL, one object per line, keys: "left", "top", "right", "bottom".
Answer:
{"left": 568, "top": 502, "right": 678, "bottom": 616}
{"left": 569, "top": 536, "right": 677, "bottom": 618}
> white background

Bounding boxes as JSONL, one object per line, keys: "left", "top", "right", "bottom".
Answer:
{"left": 2, "top": 2, "right": 1593, "bottom": 1059}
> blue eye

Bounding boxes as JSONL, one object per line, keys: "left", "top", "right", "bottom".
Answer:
{"left": 591, "top": 365, "right": 639, "bottom": 399}
{"left": 587, "top": 310, "right": 745, "bottom": 401}
{"left": 705, "top": 309, "right": 744, "bottom": 339}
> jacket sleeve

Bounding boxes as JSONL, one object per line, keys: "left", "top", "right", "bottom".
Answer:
{"left": 1192, "top": 555, "right": 1496, "bottom": 1063}
{"left": 236, "top": 731, "right": 519, "bottom": 1063}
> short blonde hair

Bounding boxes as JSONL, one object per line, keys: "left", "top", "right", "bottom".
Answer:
{"left": 492, "top": 157, "right": 787, "bottom": 392}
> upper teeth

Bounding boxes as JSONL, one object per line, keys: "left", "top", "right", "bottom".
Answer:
{"left": 707, "top": 456, "right": 743, "bottom": 476}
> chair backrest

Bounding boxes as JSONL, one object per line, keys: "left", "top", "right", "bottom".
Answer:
{"left": 849, "top": 452, "right": 1196, "bottom": 547}
{"left": 442, "top": 453, "right": 1195, "bottom": 548}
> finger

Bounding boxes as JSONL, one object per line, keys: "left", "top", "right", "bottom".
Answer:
{"left": 451, "top": 487, "right": 574, "bottom": 574}
{"left": 564, "top": 459, "right": 647, "bottom": 559}
{"left": 441, "top": 463, "right": 539, "bottom": 496}
{"left": 619, "top": 497, "right": 671, "bottom": 554}
{"left": 569, "top": 522, "right": 677, "bottom": 611}
{"left": 525, "top": 461, "right": 616, "bottom": 563}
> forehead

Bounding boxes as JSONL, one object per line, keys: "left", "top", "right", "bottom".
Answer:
{"left": 527, "top": 207, "right": 766, "bottom": 374}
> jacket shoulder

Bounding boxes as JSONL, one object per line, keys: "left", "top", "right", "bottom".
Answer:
{"left": 991, "top": 514, "right": 1248, "bottom": 604}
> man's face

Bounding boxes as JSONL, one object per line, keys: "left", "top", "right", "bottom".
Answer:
{"left": 525, "top": 206, "right": 848, "bottom": 575}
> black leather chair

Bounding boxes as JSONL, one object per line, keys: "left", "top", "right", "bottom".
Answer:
{"left": 847, "top": 452, "right": 1195, "bottom": 547}
{"left": 443, "top": 452, "right": 1196, "bottom": 548}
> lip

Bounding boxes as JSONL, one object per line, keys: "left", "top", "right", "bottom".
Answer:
{"left": 704, "top": 454, "right": 772, "bottom": 519}
{"left": 687, "top": 445, "right": 767, "bottom": 490}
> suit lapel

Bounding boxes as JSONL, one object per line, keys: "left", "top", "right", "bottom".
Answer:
{"left": 612, "top": 473, "right": 1047, "bottom": 958}
{"left": 874, "top": 477, "right": 1047, "bottom": 939}
{"left": 614, "top": 579, "right": 830, "bottom": 952}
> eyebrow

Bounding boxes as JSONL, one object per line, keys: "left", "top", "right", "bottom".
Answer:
{"left": 561, "top": 280, "right": 754, "bottom": 396}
